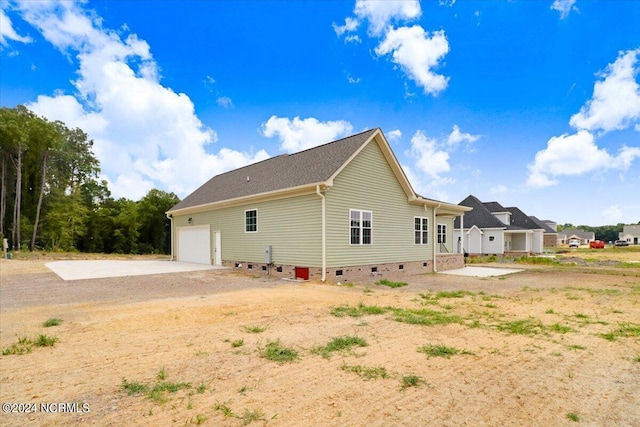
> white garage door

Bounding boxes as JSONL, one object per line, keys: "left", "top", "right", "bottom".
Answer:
{"left": 177, "top": 225, "right": 211, "bottom": 264}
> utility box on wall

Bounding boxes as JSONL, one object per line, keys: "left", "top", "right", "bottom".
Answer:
{"left": 264, "top": 245, "right": 272, "bottom": 264}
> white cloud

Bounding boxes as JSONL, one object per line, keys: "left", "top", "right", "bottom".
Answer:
{"left": 526, "top": 130, "right": 640, "bottom": 187}
{"left": 569, "top": 49, "right": 640, "bottom": 134}
{"left": 216, "top": 96, "right": 233, "bottom": 108}
{"left": 332, "top": 17, "right": 359, "bottom": 37}
{"left": 0, "top": 7, "right": 32, "bottom": 45}
{"left": 551, "top": 0, "right": 577, "bottom": 19}
{"left": 439, "top": 0, "right": 457, "bottom": 7}
{"left": 407, "top": 130, "right": 450, "bottom": 178}
{"left": 447, "top": 124, "right": 480, "bottom": 147}
{"left": 354, "top": 0, "right": 421, "bottom": 36}
{"left": 19, "top": 0, "right": 269, "bottom": 200}
{"left": 260, "top": 116, "right": 354, "bottom": 153}
{"left": 387, "top": 129, "right": 402, "bottom": 142}
{"left": 375, "top": 26, "right": 449, "bottom": 95}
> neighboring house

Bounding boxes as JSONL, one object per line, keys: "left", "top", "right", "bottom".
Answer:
{"left": 453, "top": 195, "right": 548, "bottom": 255}
{"left": 531, "top": 216, "right": 558, "bottom": 247}
{"left": 167, "top": 128, "right": 470, "bottom": 282}
{"left": 619, "top": 224, "right": 640, "bottom": 244}
{"left": 557, "top": 229, "right": 595, "bottom": 245}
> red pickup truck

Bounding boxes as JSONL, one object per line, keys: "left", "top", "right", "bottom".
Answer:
{"left": 589, "top": 240, "right": 605, "bottom": 249}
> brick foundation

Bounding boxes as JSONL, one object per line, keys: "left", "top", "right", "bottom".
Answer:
{"left": 223, "top": 254, "right": 464, "bottom": 283}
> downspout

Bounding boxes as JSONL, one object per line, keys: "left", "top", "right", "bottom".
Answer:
{"left": 433, "top": 204, "right": 440, "bottom": 272}
{"left": 460, "top": 214, "right": 464, "bottom": 254}
{"left": 166, "top": 213, "right": 174, "bottom": 261}
{"left": 316, "top": 185, "right": 326, "bottom": 282}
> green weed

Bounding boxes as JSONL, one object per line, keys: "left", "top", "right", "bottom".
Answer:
{"left": 341, "top": 363, "right": 388, "bottom": 380}
{"left": 42, "top": 318, "right": 63, "bottom": 327}
{"left": 390, "top": 307, "right": 462, "bottom": 326}
{"left": 496, "top": 318, "right": 544, "bottom": 335}
{"left": 400, "top": 375, "right": 425, "bottom": 389}
{"left": 121, "top": 378, "right": 150, "bottom": 395}
{"left": 243, "top": 325, "right": 268, "bottom": 333}
{"left": 260, "top": 340, "right": 299, "bottom": 363}
{"left": 418, "top": 344, "right": 473, "bottom": 358}
{"left": 566, "top": 412, "right": 580, "bottom": 422}
{"left": 312, "top": 336, "right": 368, "bottom": 359}
{"left": 376, "top": 279, "right": 408, "bottom": 288}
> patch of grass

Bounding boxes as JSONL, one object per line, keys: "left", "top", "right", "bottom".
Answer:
{"left": 240, "top": 408, "right": 267, "bottom": 425}
{"left": 418, "top": 344, "right": 473, "bottom": 358}
{"left": 376, "top": 279, "right": 408, "bottom": 288}
{"left": 330, "top": 303, "right": 387, "bottom": 318}
{"left": 549, "top": 323, "right": 573, "bottom": 334}
{"left": 390, "top": 307, "right": 462, "bottom": 326}
{"left": 545, "top": 309, "right": 555, "bottom": 314}
{"left": 42, "top": 318, "right": 63, "bottom": 327}
{"left": 214, "top": 401, "right": 235, "bottom": 418}
{"left": 312, "top": 336, "right": 368, "bottom": 359}
{"left": 436, "top": 290, "right": 474, "bottom": 298}
{"left": 566, "top": 412, "right": 580, "bottom": 422}
{"left": 157, "top": 366, "right": 166, "bottom": 380}
{"left": 231, "top": 338, "right": 245, "bottom": 348}
{"left": 243, "top": 325, "right": 268, "bottom": 333}
{"left": 341, "top": 363, "right": 388, "bottom": 380}
{"left": 260, "top": 340, "right": 299, "bottom": 363}
{"left": 2, "top": 334, "right": 58, "bottom": 355}
{"left": 496, "top": 318, "right": 545, "bottom": 335}
{"left": 121, "top": 378, "right": 150, "bottom": 395}
{"left": 601, "top": 322, "right": 640, "bottom": 341}
{"left": 400, "top": 375, "right": 425, "bottom": 390}
{"left": 633, "top": 355, "right": 640, "bottom": 363}
{"left": 567, "top": 344, "right": 585, "bottom": 351}
{"left": 196, "top": 383, "right": 207, "bottom": 394}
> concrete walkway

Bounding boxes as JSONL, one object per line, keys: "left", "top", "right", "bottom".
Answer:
{"left": 46, "top": 260, "right": 225, "bottom": 281}
{"left": 438, "top": 266, "right": 524, "bottom": 277}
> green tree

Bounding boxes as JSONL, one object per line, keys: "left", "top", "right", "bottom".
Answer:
{"left": 137, "top": 189, "right": 180, "bottom": 254}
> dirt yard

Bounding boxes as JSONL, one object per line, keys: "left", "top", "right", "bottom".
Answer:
{"left": 1, "top": 254, "right": 639, "bottom": 426}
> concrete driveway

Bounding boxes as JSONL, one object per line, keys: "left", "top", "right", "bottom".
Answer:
{"left": 46, "top": 260, "right": 225, "bottom": 281}
{"left": 438, "top": 266, "right": 524, "bottom": 277}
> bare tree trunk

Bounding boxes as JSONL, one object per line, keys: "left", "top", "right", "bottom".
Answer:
{"left": 0, "top": 155, "right": 6, "bottom": 236}
{"left": 11, "top": 148, "right": 22, "bottom": 250}
{"left": 31, "top": 151, "right": 48, "bottom": 251}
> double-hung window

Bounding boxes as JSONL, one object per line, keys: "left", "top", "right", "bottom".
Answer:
{"left": 350, "top": 209, "right": 372, "bottom": 245}
{"left": 245, "top": 209, "right": 257, "bottom": 233}
{"left": 437, "top": 224, "right": 447, "bottom": 244}
{"left": 415, "top": 217, "right": 428, "bottom": 244}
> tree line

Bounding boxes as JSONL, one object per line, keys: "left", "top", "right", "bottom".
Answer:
{"left": 557, "top": 223, "right": 638, "bottom": 243}
{"left": 0, "top": 106, "right": 179, "bottom": 254}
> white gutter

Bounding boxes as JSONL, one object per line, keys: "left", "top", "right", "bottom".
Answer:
{"left": 433, "top": 203, "right": 440, "bottom": 272}
{"left": 316, "top": 185, "right": 326, "bottom": 282}
{"left": 166, "top": 213, "right": 174, "bottom": 261}
{"left": 460, "top": 214, "right": 464, "bottom": 254}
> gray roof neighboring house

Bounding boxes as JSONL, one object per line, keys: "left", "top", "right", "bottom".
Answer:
{"left": 169, "top": 129, "right": 378, "bottom": 213}
{"left": 483, "top": 201, "right": 508, "bottom": 213}
{"left": 560, "top": 229, "right": 594, "bottom": 240}
{"left": 454, "top": 195, "right": 508, "bottom": 229}
{"left": 506, "top": 207, "right": 545, "bottom": 230}
{"left": 529, "top": 216, "right": 557, "bottom": 234}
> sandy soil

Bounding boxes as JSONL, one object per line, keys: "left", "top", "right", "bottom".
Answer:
{"left": 1, "top": 257, "right": 639, "bottom": 426}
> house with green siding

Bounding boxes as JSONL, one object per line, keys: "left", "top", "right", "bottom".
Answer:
{"left": 167, "top": 128, "right": 470, "bottom": 282}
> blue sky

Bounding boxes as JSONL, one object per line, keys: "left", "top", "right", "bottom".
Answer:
{"left": 1, "top": 0, "right": 639, "bottom": 226}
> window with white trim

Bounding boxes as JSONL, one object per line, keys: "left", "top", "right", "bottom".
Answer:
{"left": 350, "top": 209, "right": 372, "bottom": 245}
{"left": 245, "top": 209, "right": 257, "bottom": 233}
{"left": 437, "top": 224, "right": 447, "bottom": 244}
{"left": 415, "top": 217, "right": 429, "bottom": 244}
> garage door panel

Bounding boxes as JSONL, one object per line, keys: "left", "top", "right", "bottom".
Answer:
{"left": 178, "top": 226, "right": 211, "bottom": 264}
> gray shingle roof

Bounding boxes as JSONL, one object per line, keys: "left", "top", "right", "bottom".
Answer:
{"left": 506, "top": 207, "right": 544, "bottom": 230}
{"left": 529, "top": 216, "right": 556, "bottom": 233}
{"left": 454, "top": 195, "right": 507, "bottom": 229}
{"left": 483, "top": 201, "right": 508, "bottom": 212}
{"left": 169, "top": 129, "right": 378, "bottom": 212}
